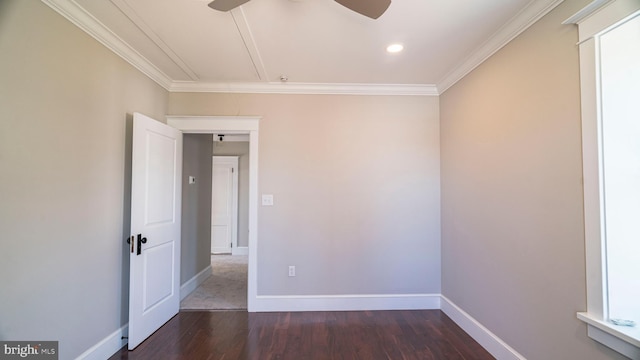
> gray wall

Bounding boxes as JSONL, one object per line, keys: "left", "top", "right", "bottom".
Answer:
{"left": 440, "top": 1, "right": 626, "bottom": 359}
{"left": 181, "top": 135, "right": 213, "bottom": 283}
{"left": 212, "top": 141, "right": 250, "bottom": 248}
{"left": 168, "top": 94, "right": 441, "bottom": 296}
{"left": 0, "top": 1, "right": 168, "bottom": 358}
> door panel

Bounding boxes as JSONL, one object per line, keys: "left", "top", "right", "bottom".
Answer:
{"left": 145, "top": 132, "right": 178, "bottom": 224}
{"left": 211, "top": 157, "right": 238, "bottom": 254}
{"left": 129, "top": 112, "right": 182, "bottom": 350}
{"left": 142, "top": 242, "right": 174, "bottom": 312}
{"left": 211, "top": 226, "right": 229, "bottom": 250}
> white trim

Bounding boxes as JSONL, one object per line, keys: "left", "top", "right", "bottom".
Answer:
{"left": 587, "top": 326, "right": 640, "bottom": 360}
{"left": 252, "top": 294, "right": 441, "bottom": 312}
{"left": 214, "top": 134, "right": 250, "bottom": 142}
{"left": 80, "top": 295, "right": 529, "bottom": 359}
{"left": 109, "top": 0, "right": 199, "bottom": 81}
{"left": 75, "top": 324, "right": 127, "bottom": 360}
{"left": 169, "top": 82, "right": 439, "bottom": 96}
{"left": 247, "top": 130, "right": 259, "bottom": 312}
{"left": 167, "top": 116, "right": 260, "bottom": 133}
{"left": 232, "top": 246, "right": 249, "bottom": 255}
{"left": 41, "top": 0, "right": 173, "bottom": 90}
{"left": 578, "top": 313, "right": 640, "bottom": 350}
{"left": 437, "top": 0, "right": 565, "bottom": 93}
{"left": 167, "top": 116, "right": 259, "bottom": 312}
{"left": 440, "top": 296, "right": 526, "bottom": 360}
{"left": 577, "top": 38, "right": 607, "bottom": 318}
{"left": 180, "top": 265, "right": 212, "bottom": 301}
{"left": 230, "top": 8, "right": 269, "bottom": 81}
{"left": 562, "top": 0, "right": 612, "bottom": 25}
{"left": 566, "top": 0, "right": 639, "bottom": 43}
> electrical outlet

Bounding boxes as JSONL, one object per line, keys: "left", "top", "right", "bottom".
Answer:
{"left": 288, "top": 265, "right": 295, "bottom": 277}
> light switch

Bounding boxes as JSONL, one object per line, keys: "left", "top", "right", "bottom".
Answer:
{"left": 262, "top": 194, "right": 274, "bottom": 206}
{"left": 188, "top": 176, "right": 196, "bottom": 184}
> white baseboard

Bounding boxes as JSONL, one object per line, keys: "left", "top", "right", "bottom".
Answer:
{"left": 440, "top": 296, "right": 526, "bottom": 360}
{"left": 77, "top": 294, "right": 520, "bottom": 360}
{"left": 78, "top": 265, "right": 211, "bottom": 359}
{"left": 251, "top": 293, "right": 441, "bottom": 312}
{"left": 75, "top": 324, "right": 127, "bottom": 360}
{"left": 180, "top": 265, "right": 212, "bottom": 300}
{"left": 232, "top": 246, "right": 249, "bottom": 255}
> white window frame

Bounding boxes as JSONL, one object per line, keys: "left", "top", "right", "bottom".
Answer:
{"left": 564, "top": 0, "right": 640, "bottom": 358}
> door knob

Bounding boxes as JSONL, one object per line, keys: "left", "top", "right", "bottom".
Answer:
{"left": 136, "top": 234, "right": 147, "bottom": 255}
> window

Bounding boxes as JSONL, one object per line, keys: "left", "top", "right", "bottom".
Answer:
{"left": 564, "top": 0, "right": 640, "bottom": 358}
{"left": 598, "top": 12, "right": 640, "bottom": 332}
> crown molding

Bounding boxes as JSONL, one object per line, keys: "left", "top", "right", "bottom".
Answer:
{"left": 41, "top": 0, "right": 562, "bottom": 97}
{"left": 169, "top": 81, "right": 439, "bottom": 96}
{"left": 41, "top": 0, "right": 174, "bottom": 90}
{"left": 40, "top": 0, "right": 435, "bottom": 96}
{"left": 437, "top": 0, "right": 565, "bottom": 94}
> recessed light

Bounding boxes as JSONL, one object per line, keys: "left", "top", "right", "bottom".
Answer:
{"left": 386, "top": 44, "right": 404, "bottom": 53}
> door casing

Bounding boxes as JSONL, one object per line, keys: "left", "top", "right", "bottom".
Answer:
{"left": 167, "top": 116, "right": 259, "bottom": 312}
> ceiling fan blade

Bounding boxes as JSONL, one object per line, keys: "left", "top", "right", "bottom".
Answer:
{"left": 208, "top": 0, "right": 251, "bottom": 12}
{"left": 334, "top": 0, "right": 391, "bottom": 19}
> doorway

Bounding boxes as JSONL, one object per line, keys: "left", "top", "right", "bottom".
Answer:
{"left": 211, "top": 135, "right": 251, "bottom": 256}
{"left": 211, "top": 156, "right": 239, "bottom": 255}
{"left": 168, "top": 116, "right": 259, "bottom": 312}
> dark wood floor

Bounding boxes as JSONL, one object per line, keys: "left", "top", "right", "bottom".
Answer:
{"left": 109, "top": 310, "right": 494, "bottom": 360}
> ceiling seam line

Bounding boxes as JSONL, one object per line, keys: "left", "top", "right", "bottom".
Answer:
{"left": 110, "top": 0, "right": 200, "bottom": 81}
{"left": 230, "top": 8, "right": 269, "bottom": 82}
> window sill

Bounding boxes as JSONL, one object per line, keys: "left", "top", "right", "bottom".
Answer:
{"left": 577, "top": 312, "right": 640, "bottom": 359}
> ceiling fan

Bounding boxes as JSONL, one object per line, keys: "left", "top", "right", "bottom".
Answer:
{"left": 208, "top": 0, "right": 391, "bottom": 19}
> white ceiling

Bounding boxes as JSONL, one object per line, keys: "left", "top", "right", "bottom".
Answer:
{"left": 44, "top": 0, "right": 564, "bottom": 94}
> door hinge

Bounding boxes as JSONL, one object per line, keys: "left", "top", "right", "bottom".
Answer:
{"left": 126, "top": 235, "right": 134, "bottom": 253}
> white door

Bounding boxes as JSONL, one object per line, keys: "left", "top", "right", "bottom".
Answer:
{"left": 128, "top": 112, "right": 182, "bottom": 350}
{"left": 211, "top": 156, "right": 238, "bottom": 254}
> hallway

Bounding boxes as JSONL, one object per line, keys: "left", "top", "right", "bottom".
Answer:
{"left": 181, "top": 255, "right": 248, "bottom": 310}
